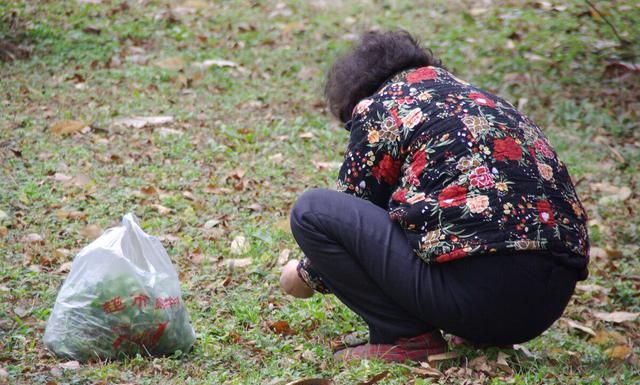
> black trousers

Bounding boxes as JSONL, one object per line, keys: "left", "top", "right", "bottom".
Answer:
{"left": 290, "top": 189, "right": 579, "bottom": 345}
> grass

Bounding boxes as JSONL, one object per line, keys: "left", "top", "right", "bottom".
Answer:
{"left": 0, "top": 0, "right": 639, "bottom": 384}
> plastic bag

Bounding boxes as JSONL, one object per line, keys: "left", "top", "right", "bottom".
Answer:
{"left": 44, "top": 213, "right": 195, "bottom": 361}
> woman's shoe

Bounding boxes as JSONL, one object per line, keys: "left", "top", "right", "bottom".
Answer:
{"left": 333, "top": 330, "right": 448, "bottom": 362}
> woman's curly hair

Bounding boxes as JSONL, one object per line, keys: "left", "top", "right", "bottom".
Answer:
{"left": 325, "top": 30, "right": 442, "bottom": 123}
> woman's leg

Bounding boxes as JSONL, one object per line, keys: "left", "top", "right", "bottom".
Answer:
{"left": 290, "top": 188, "right": 579, "bottom": 346}
{"left": 290, "top": 189, "right": 435, "bottom": 343}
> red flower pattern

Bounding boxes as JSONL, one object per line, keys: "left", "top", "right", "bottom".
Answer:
{"left": 407, "top": 67, "right": 437, "bottom": 83}
{"left": 435, "top": 249, "right": 467, "bottom": 263}
{"left": 392, "top": 189, "right": 407, "bottom": 203}
{"left": 371, "top": 154, "right": 401, "bottom": 185}
{"left": 468, "top": 92, "right": 496, "bottom": 108}
{"left": 469, "top": 166, "right": 495, "bottom": 189}
{"left": 537, "top": 200, "right": 555, "bottom": 226}
{"left": 411, "top": 151, "right": 427, "bottom": 176}
{"left": 493, "top": 136, "right": 523, "bottom": 161}
{"left": 533, "top": 138, "right": 554, "bottom": 158}
{"left": 438, "top": 185, "right": 467, "bottom": 208}
{"left": 389, "top": 107, "right": 403, "bottom": 128}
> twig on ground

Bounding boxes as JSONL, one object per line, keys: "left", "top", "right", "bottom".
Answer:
{"left": 584, "top": 0, "right": 631, "bottom": 48}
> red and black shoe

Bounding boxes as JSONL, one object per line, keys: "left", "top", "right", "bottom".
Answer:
{"left": 333, "top": 330, "right": 448, "bottom": 362}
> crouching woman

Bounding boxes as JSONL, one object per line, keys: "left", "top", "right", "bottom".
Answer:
{"left": 280, "top": 30, "right": 589, "bottom": 362}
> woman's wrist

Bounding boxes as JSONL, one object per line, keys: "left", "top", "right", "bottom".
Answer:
{"left": 297, "top": 257, "right": 331, "bottom": 294}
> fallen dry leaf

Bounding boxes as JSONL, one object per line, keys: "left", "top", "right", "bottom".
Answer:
{"left": 141, "top": 185, "right": 157, "bottom": 195}
{"left": 226, "top": 258, "right": 252, "bottom": 268}
{"left": 589, "top": 247, "right": 609, "bottom": 259}
{"left": 313, "top": 161, "right": 342, "bottom": 170}
{"left": 22, "top": 233, "right": 44, "bottom": 244}
{"left": 69, "top": 211, "right": 87, "bottom": 220}
{"left": 228, "top": 168, "right": 246, "bottom": 180}
{"left": 59, "top": 360, "right": 81, "bottom": 370}
{"left": 230, "top": 235, "right": 249, "bottom": 255}
{"left": 190, "top": 251, "right": 207, "bottom": 264}
{"left": 593, "top": 311, "right": 639, "bottom": 323}
{"left": 72, "top": 174, "right": 92, "bottom": 188}
{"left": 154, "top": 56, "right": 185, "bottom": 70}
{"left": 513, "top": 344, "right": 536, "bottom": 358}
{"left": 247, "top": 203, "right": 263, "bottom": 212}
{"left": 114, "top": 116, "right": 174, "bottom": 129}
{"left": 283, "top": 379, "right": 334, "bottom": 385}
{"left": 471, "top": 7, "right": 490, "bottom": 15}
{"left": 591, "top": 329, "right": 627, "bottom": 346}
{"left": 606, "top": 345, "right": 633, "bottom": 360}
{"left": 53, "top": 172, "right": 73, "bottom": 183}
{"left": 217, "top": 275, "right": 232, "bottom": 288}
{"left": 300, "top": 349, "right": 316, "bottom": 362}
{"left": 80, "top": 224, "right": 102, "bottom": 239}
{"left": 53, "top": 248, "right": 71, "bottom": 260}
{"left": 55, "top": 210, "right": 69, "bottom": 220}
{"left": 151, "top": 204, "right": 173, "bottom": 215}
{"left": 427, "top": 351, "right": 459, "bottom": 363}
{"left": 603, "top": 248, "right": 623, "bottom": 259}
{"left": 158, "top": 234, "right": 180, "bottom": 244}
{"left": 278, "top": 248, "right": 291, "bottom": 266}
{"left": 49, "top": 120, "right": 87, "bottom": 135}
{"left": 575, "top": 283, "right": 609, "bottom": 294}
{"left": 204, "top": 218, "right": 221, "bottom": 229}
{"left": 590, "top": 182, "right": 632, "bottom": 204}
{"left": 564, "top": 318, "right": 596, "bottom": 336}
{"left": 192, "top": 59, "right": 238, "bottom": 69}
{"left": 269, "top": 2, "right": 293, "bottom": 18}
{"left": 469, "top": 355, "right": 493, "bottom": 373}
{"left": 397, "top": 363, "right": 443, "bottom": 378}
{"left": 0, "top": 227, "right": 7, "bottom": 237}
{"left": 269, "top": 153, "right": 284, "bottom": 162}
{"left": 202, "top": 183, "right": 223, "bottom": 194}
{"left": 357, "top": 370, "right": 388, "bottom": 385}
{"left": 52, "top": 173, "right": 93, "bottom": 189}
{"left": 604, "top": 62, "right": 640, "bottom": 78}
{"left": 299, "top": 132, "right": 314, "bottom": 140}
{"left": 268, "top": 320, "right": 296, "bottom": 336}
{"left": 203, "top": 227, "right": 225, "bottom": 240}
{"left": 157, "top": 127, "right": 184, "bottom": 137}
{"left": 13, "top": 305, "right": 29, "bottom": 317}
{"left": 56, "top": 261, "right": 73, "bottom": 274}
{"left": 599, "top": 187, "right": 632, "bottom": 204}
{"left": 82, "top": 25, "right": 101, "bottom": 34}
{"left": 173, "top": 0, "right": 210, "bottom": 13}
{"left": 49, "top": 366, "right": 63, "bottom": 377}
{"left": 496, "top": 351, "right": 513, "bottom": 374}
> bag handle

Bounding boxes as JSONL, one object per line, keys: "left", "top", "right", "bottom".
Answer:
{"left": 121, "top": 213, "right": 157, "bottom": 276}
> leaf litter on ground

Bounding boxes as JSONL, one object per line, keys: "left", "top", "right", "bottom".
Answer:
{"left": 3, "top": 0, "right": 640, "bottom": 383}
{"left": 49, "top": 120, "right": 89, "bottom": 135}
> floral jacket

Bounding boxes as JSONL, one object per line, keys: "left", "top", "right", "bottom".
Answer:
{"left": 298, "top": 66, "right": 589, "bottom": 293}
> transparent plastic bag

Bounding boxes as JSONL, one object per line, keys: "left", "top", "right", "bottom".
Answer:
{"left": 43, "top": 213, "right": 195, "bottom": 361}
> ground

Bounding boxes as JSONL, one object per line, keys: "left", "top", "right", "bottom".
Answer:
{"left": 0, "top": 0, "right": 639, "bottom": 384}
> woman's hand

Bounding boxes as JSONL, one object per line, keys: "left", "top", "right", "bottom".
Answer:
{"left": 280, "top": 260, "right": 314, "bottom": 298}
